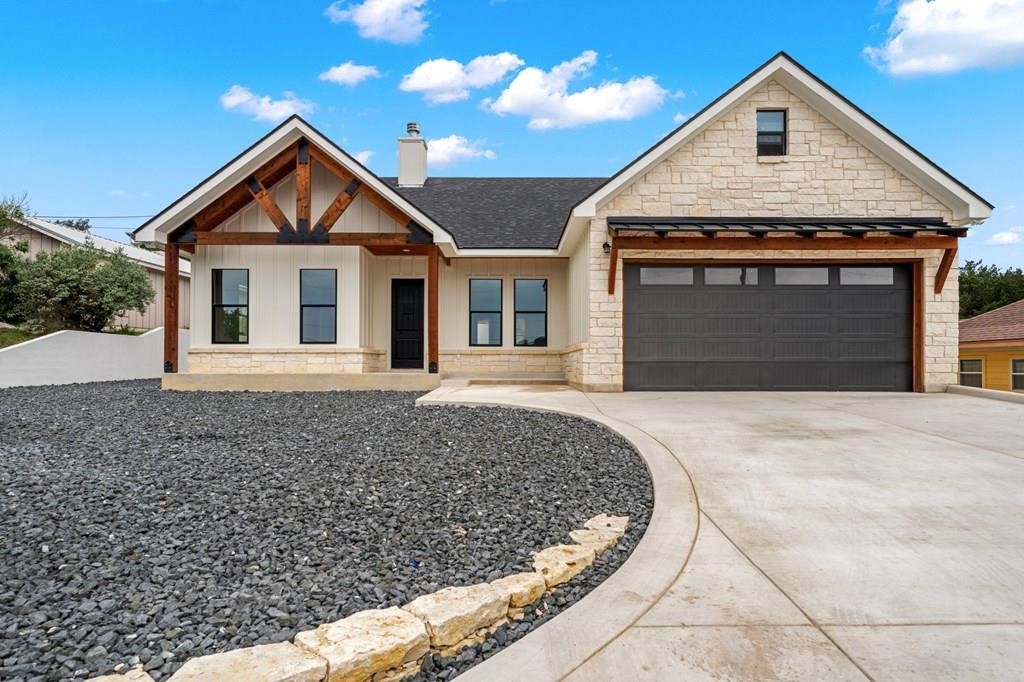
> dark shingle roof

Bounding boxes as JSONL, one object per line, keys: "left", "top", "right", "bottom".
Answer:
{"left": 960, "top": 299, "right": 1024, "bottom": 343}
{"left": 381, "top": 177, "right": 606, "bottom": 249}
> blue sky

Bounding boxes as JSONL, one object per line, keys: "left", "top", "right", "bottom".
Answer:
{"left": 2, "top": 0, "right": 1023, "bottom": 266}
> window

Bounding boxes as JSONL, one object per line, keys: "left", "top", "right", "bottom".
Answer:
{"left": 840, "top": 267, "right": 894, "bottom": 286}
{"left": 640, "top": 267, "right": 693, "bottom": 286}
{"left": 212, "top": 269, "right": 249, "bottom": 344}
{"left": 1012, "top": 359, "right": 1024, "bottom": 391}
{"left": 515, "top": 279, "right": 547, "bottom": 347}
{"left": 959, "top": 359, "right": 983, "bottom": 388}
{"left": 469, "top": 279, "right": 502, "bottom": 346}
{"left": 705, "top": 267, "right": 758, "bottom": 286}
{"left": 300, "top": 269, "right": 336, "bottom": 344}
{"left": 775, "top": 267, "right": 828, "bottom": 286}
{"left": 757, "top": 110, "right": 787, "bottom": 156}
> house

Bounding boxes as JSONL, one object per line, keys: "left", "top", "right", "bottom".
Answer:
{"left": 9, "top": 216, "right": 192, "bottom": 330}
{"left": 132, "top": 52, "right": 991, "bottom": 392}
{"left": 959, "top": 299, "right": 1024, "bottom": 392}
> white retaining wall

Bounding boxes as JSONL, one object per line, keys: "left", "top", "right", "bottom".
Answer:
{"left": 0, "top": 328, "right": 189, "bottom": 388}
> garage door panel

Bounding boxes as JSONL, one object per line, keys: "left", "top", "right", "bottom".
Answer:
{"left": 702, "top": 339, "right": 762, "bottom": 360}
{"left": 624, "top": 264, "right": 913, "bottom": 391}
{"left": 633, "top": 340, "right": 697, "bottom": 360}
{"left": 702, "top": 316, "right": 760, "bottom": 335}
{"left": 773, "top": 316, "right": 832, "bottom": 335}
{"left": 637, "top": 315, "right": 697, "bottom": 334}
{"left": 696, "top": 363, "right": 763, "bottom": 389}
{"left": 773, "top": 339, "right": 832, "bottom": 360}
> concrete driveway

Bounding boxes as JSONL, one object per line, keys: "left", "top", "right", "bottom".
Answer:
{"left": 424, "top": 387, "right": 1024, "bottom": 681}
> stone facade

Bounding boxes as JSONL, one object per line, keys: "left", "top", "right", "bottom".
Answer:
{"left": 440, "top": 348, "right": 565, "bottom": 377}
{"left": 571, "top": 78, "right": 960, "bottom": 392}
{"left": 188, "top": 348, "right": 385, "bottom": 374}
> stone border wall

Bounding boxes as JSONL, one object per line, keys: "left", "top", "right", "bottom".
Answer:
{"left": 90, "top": 515, "right": 629, "bottom": 682}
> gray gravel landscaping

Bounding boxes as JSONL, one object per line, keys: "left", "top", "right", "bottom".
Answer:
{"left": 0, "top": 380, "right": 653, "bottom": 681}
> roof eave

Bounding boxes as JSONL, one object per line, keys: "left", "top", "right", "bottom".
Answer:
{"left": 133, "top": 116, "right": 456, "bottom": 250}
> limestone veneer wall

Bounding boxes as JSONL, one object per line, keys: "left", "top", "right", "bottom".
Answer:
{"left": 572, "top": 78, "right": 961, "bottom": 392}
{"left": 187, "top": 348, "right": 384, "bottom": 374}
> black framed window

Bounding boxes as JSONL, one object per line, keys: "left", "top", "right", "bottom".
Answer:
{"left": 959, "top": 359, "right": 983, "bottom": 388}
{"left": 469, "top": 279, "right": 502, "bottom": 346}
{"left": 515, "top": 279, "right": 547, "bottom": 347}
{"left": 300, "top": 269, "right": 336, "bottom": 344}
{"left": 1012, "top": 359, "right": 1024, "bottom": 391}
{"left": 212, "top": 269, "right": 249, "bottom": 344}
{"left": 757, "top": 109, "right": 787, "bottom": 156}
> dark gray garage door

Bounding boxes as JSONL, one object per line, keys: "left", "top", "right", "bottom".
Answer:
{"left": 624, "top": 264, "right": 913, "bottom": 391}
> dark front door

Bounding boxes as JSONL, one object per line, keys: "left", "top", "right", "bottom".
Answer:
{"left": 624, "top": 263, "right": 913, "bottom": 391}
{"left": 391, "top": 279, "right": 424, "bottom": 369}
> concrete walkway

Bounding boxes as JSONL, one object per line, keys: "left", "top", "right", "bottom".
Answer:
{"left": 419, "top": 386, "right": 1024, "bottom": 681}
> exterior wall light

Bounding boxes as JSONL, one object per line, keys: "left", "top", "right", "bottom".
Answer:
{"left": 602, "top": 241, "right": 611, "bottom": 254}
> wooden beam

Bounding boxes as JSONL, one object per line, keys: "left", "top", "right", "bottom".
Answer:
{"left": 309, "top": 143, "right": 415, "bottom": 232}
{"left": 246, "top": 176, "right": 293, "bottom": 233}
{"left": 192, "top": 145, "right": 297, "bottom": 231}
{"left": 934, "top": 246, "right": 957, "bottom": 295}
{"left": 427, "top": 245, "right": 439, "bottom": 374}
{"left": 315, "top": 180, "right": 362, "bottom": 233}
{"left": 365, "top": 244, "right": 434, "bottom": 256}
{"left": 163, "top": 243, "right": 180, "bottom": 373}
{"left": 612, "top": 235, "right": 960, "bottom": 251}
{"left": 913, "top": 260, "right": 925, "bottom": 393}
{"left": 296, "top": 140, "right": 311, "bottom": 234}
{"left": 195, "top": 231, "right": 407, "bottom": 246}
{"left": 607, "top": 244, "right": 619, "bottom": 295}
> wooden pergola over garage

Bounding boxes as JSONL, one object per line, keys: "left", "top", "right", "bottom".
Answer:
{"left": 161, "top": 137, "right": 441, "bottom": 375}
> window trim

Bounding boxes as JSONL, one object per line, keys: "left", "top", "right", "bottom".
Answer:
{"left": 756, "top": 108, "right": 787, "bottom": 157}
{"left": 211, "top": 268, "right": 249, "bottom": 345}
{"left": 469, "top": 278, "right": 503, "bottom": 347}
{"left": 959, "top": 358, "right": 984, "bottom": 388}
{"left": 1012, "top": 358, "right": 1024, "bottom": 392}
{"left": 299, "top": 268, "right": 337, "bottom": 345}
{"left": 514, "top": 278, "right": 548, "bottom": 348}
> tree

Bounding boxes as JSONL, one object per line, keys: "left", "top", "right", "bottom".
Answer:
{"left": 0, "top": 195, "right": 31, "bottom": 323}
{"left": 16, "top": 241, "right": 155, "bottom": 332}
{"left": 52, "top": 217, "right": 91, "bottom": 231}
{"left": 959, "top": 259, "right": 1024, "bottom": 319}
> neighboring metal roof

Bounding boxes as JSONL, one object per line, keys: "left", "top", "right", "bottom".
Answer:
{"left": 960, "top": 299, "right": 1024, "bottom": 344}
{"left": 16, "top": 216, "right": 191, "bottom": 275}
{"left": 382, "top": 177, "right": 606, "bottom": 249}
{"left": 607, "top": 216, "right": 966, "bottom": 238}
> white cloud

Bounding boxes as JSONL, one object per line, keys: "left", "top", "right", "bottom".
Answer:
{"left": 986, "top": 225, "right": 1024, "bottom": 245}
{"left": 865, "top": 0, "right": 1024, "bottom": 76}
{"left": 672, "top": 112, "right": 688, "bottom": 125}
{"left": 353, "top": 150, "right": 374, "bottom": 164}
{"left": 324, "top": 0, "right": 427, "bottom": 44}
{"left": 400, "top": 52, "right": 524, "bottom": 104}
{"left": 319, "top": 61, "right": 382, "bottom": 86}
{"left": 483, "top": 50, "right": 667, "bottom": 130}
{"left": 426, "top": 135, "right": 496, "bottom": 167}
{"left": 220, "top": 85, "right": 314, "bottom": 122}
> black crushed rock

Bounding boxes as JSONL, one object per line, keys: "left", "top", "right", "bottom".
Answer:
{"left": 0, "top": 380, "right": 653, "bottom": 681}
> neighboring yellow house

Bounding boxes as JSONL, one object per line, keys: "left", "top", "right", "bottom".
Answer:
{"left": 959, "top": 299, "right": 1024, "bottom": 392}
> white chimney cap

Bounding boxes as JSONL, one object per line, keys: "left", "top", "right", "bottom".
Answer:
{"left": 406, "top": 122, "right": 421, "bottom": 137}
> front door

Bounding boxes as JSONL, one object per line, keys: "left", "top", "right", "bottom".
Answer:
{"left": 391, "top": 279, "right": 424, "bottom": 369}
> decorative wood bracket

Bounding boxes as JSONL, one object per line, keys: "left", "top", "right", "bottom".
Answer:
{"left": 935, "top": 246, "right": 957, "bottom": 295}
{"left": 296, "top": 139, "right": 311, "bottom": 235}
{"left": 246, "top": 176, "right": 295, "bottom": 237}
{"left": 314, "top": 179, "right": 362, "bottom": 239}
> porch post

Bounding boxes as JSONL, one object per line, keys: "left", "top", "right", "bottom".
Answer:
{"left": 427, "top": 245, "right": 439, "bottom": 374}
{"left": 163, "top": 242, "right": 179, "bottom": 373}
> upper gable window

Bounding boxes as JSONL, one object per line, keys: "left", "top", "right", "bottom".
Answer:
{"left": 757, "top": 110, "right": 787, "bottom": 156}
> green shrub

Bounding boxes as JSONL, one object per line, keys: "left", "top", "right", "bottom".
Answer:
{"left": 16, "top": 242, "right": 155, "bottom": 332}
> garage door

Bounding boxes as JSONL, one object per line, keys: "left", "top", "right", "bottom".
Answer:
{"left": 624, "top": 264, "right": 913, "bottom": 391}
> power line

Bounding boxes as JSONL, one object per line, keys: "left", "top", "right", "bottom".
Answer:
{"left": 36, "top": 214, "right": 154, "bottom": 219}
